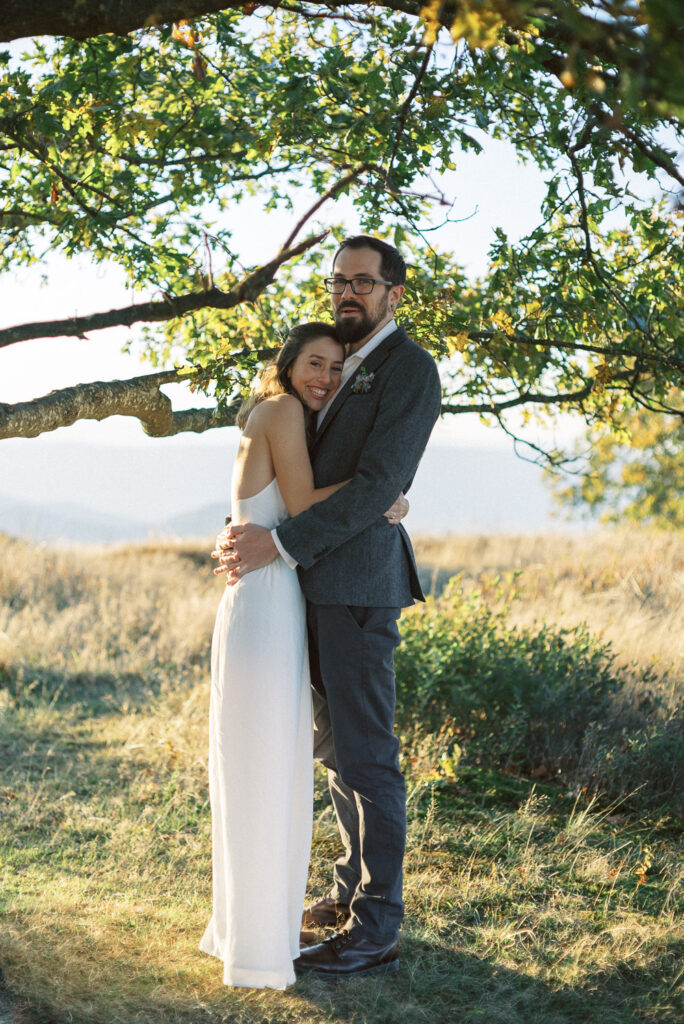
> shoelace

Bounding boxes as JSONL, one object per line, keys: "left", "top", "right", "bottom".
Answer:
{"left": 330, "top": 932, "right": 353, "bottom": 953}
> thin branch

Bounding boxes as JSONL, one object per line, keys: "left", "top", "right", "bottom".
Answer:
{"left": 469, "top": 331, "right": 684, "bottom": 373}
{"left": 621, "top": 127, "right": 684, "bottom": 188}
{"left": 0, "top": 230, "right": 327, "bottom": 349}
{"left": 280, "top": 164, "right": 370, "bottom": 251}
{"left": 491, "top": 412, "right": 567, "bottom": 467}
{"left": 568, "top": 149, "right": 665, "bottom": 342}
{"left": 568, "top": 115, "right": 597, "bottom": 156}
{"left": 276, "top": 2, "right": 377, "bottom": 24}
{"left": 385, "top": 43, "right": 434, "bottom": 186}
{"left": 568, "top": 150, "right": 593, "bottom": 262}
{"left": 0, "top": 207, "right": 63, "bottom": 227}
{"left": 440, "top": 380, "right": 595, "bottom": 416}
{"left": 627, "top": 385, "right": 684, "bottom": 419}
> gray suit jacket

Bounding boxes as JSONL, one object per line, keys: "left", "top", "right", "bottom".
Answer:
{"left": 276, "top": 326, "right": 442, "bottom": 607}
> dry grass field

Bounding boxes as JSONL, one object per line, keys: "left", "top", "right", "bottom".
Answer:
{"left": 0, "top": 528, "right": 682, "bottom": 1024}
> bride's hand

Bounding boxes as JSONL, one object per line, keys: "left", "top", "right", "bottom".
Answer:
{"left": 211, "top": 526, "right": 234, "bottom": 575}
{"left": 212, "top": 523, "right": 279, "bottom": 584}
{"left": 384, "top": 492, "right": 409, "bottom": 526}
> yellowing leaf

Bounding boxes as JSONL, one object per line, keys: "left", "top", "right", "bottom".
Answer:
{"left": 447, "top": 331, "right": 471, "bottom": 353}
{"left": 491, "top": 309, "right": 514, "bottom": 332}
{"left": 449, "top": 3, "right": 505, "bottom": 49}
{"left": 420, "top": 0, "right": 442, "bottom": 46}
{"left": 587, "top": 70, "right": 606, "bottom": 94}
{"left": 172, "top": 21, "right": 200, "bottom": 48}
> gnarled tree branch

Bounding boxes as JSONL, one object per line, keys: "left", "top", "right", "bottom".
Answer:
{"left": 0, "top": 368, "right": 240, "bottom": 438}
{"left": 0, "top": 370, "right": 597, "bottom": 441}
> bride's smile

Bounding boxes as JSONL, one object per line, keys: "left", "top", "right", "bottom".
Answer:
{"left": 288, "top": 337, "right": 344, "bottom": 411}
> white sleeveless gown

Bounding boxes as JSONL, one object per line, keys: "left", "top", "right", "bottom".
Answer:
{"left": 199, "top": 477, "right": 313, "bottom": 989}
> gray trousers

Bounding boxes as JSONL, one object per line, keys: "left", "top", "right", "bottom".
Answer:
{"left": 307, "top": 602, "right": 404, "bottom": 944}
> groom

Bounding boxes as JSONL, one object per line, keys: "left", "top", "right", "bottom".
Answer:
{"left": 221, "top": 235, "right": 441, "bottom": 978}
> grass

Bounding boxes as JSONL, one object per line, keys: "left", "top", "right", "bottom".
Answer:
{"left": 0, "top": 529, "right": 682, "bottom": 1023}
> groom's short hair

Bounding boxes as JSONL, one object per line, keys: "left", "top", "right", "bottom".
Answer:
{"left": 333, "top": 235, "right": 406, "bottom": 287}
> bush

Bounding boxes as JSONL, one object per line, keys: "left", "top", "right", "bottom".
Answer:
{"left": 395, "top": 577, "right": 683, "bottom": 811}
{"left": 397, "top": 578, "right": 617, "bottom": 766}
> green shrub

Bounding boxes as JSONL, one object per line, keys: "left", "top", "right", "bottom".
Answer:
{"left": 395, "top": 578, "right": 682, "bottom": 811}
{"left": 397, "top": 577, "right": 618, "bottom": 768}
{"left": 582, "top": 712, "right": 684, "bottom": 814}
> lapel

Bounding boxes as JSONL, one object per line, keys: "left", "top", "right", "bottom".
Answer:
{"left": 311, "top": 326, "right": 407, "bottom": 453}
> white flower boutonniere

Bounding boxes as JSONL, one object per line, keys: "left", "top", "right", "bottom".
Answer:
{"left": 351, "top": 366, "right": 375, "bottom": 393}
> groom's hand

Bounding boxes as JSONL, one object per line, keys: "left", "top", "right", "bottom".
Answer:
{"left": 213, "top": 522, "right": 279, "bottom": 585}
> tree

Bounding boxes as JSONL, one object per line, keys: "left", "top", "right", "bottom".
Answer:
{"left": 550, "top": 404, "right": 684, "bottom": 529}
{"left": 1, "top": 1, "right": 682, "bottom": 447}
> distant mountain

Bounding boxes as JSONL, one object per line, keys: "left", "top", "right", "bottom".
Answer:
{"left": 0, "top": 496, "right": 233, "bottom": 545}
{"left": 0, "top": 438, "right": 578, "bottom": 544}
{"left": 0, "top": 497, "right": 149, "bottom": 544}
{"left": 159, "top": 502, "right": 229, "bottom": 538}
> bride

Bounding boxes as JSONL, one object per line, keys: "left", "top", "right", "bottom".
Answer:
{"left": 199, "top": 322, "right": 406, "bottom": 989}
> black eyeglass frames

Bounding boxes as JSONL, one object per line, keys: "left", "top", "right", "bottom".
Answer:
{"left": 323, "top": 276, "right": 394, "bottom": 295}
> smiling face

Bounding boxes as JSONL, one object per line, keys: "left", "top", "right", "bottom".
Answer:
{"left": 288, "top": 335, "right": 345, "bottom": 411}
{"left": 330, "top": 245, "right": 405, "bottom": 351}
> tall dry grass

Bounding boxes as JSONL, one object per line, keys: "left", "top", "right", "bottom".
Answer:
{"left": 0, "top": 529, "right": 682, "bottom": 1024}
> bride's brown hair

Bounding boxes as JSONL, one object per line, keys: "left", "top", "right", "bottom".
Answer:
{"left": 236, "top": 321, "right": 342, "bottom": 430}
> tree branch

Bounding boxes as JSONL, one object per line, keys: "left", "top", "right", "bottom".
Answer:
{"left": 470, "top": 331, "right": 684, "bottom": 374}
{"left": 0, "top": 0, "right": 421, "bottom": 43}
{"left": 0, "top": 371, "right": 599, "bottom": 441}
{"left": 621, "top": 127, "right": 684, "bottom": 189}
{"left": 280, "top": 164, "right": 370, "bottom": 251}
{"left": 0, "top": 230, "right": 327, "bottom": 349}
{"left": 440, "top": 380, "right": 595, "bottom": 416}
{"left": 0, "top": 368, "right": 244, "bottom": 439}
{"left": 385, "top": 43, "right": 433, "bottom": 185}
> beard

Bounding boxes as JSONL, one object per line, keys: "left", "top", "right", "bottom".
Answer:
{"left": 334, "top": 295, "right": 389, "bottom": 346}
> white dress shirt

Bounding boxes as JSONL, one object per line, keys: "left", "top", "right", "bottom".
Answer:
{"left": 272, "top": 319, "right": 398, "bottom": 568}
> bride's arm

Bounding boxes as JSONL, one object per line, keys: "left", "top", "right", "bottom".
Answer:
{"left": 260, "top": 394, "right": 348, "bottom": 517}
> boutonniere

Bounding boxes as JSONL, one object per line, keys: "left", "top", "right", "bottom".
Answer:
{"left": 351, "top": 366, "right": 375, "bottom": 393}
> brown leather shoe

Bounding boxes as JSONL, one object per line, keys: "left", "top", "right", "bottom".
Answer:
{"left": 294, "top": 930, "right": 399, "bottom": 979}
{"left": 301, "top": 896, "right": 351, "bottom": 929}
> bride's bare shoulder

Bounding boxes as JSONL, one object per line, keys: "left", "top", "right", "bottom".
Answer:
{"left": 256, "top": 393, "right": 305, "bottom": 422}
{"left": 243, "top": 395, "right": 305, "bottom": 441}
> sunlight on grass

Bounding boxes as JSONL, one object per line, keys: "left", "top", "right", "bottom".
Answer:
{"left": 0, "top": 531, "right": 682, "bottom": 1023}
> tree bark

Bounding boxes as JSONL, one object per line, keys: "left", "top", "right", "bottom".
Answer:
{"left": 0, "top": 0, "right": 421, "bottom": 43}
{"left": 1, "top": 1, "right": 237, "bottom": 42}
{"left": 0, "top": 369, "right": 596, "bottom": 441}
{"left": 0, "top": 369, "right": 240, "bottom": 438}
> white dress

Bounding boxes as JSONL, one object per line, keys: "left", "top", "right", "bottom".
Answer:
{"left": 199, "top": 477, "right": 313, "bottom": 989}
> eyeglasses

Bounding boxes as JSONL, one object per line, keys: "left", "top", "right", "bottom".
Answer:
{"left": 323, "top": 276, "right": 394, "bottom": 295}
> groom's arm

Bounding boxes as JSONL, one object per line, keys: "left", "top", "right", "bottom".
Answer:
{"left": 276, "top": 346, "right": 441, "bottom": 569}
{"left": 221, "top": 346, "right": 441, "bottom": 580}
{"left": 216, "top": 491, "right": 411, "bottom": 579}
